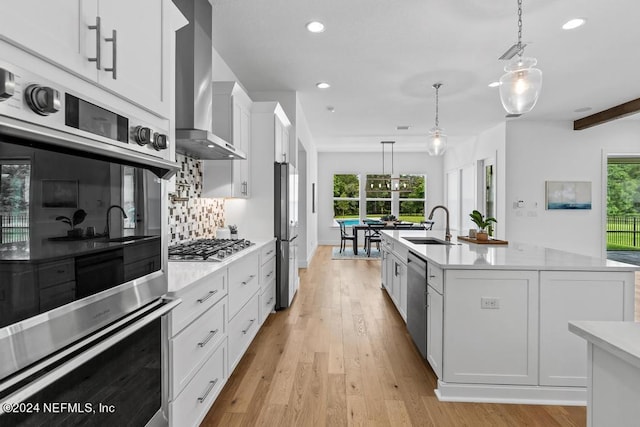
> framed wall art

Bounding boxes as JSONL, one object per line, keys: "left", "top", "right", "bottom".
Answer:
{"left": 42, "top": 180, "right": 79, "bottom": 208}
{"left": 545, "top": 181, "right": 591, "bottom": 210}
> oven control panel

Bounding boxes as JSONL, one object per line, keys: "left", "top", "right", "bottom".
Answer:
{"left": 0, "top": 62, "right": 170, "bottom": 158}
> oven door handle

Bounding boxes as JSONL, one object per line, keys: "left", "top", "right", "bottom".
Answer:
{"left": 0, "top": 298, "right": 181, "bottom": 413}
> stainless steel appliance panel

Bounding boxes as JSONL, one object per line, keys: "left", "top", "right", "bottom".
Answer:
{"left": 407, "top": 251, "right": 428, "bottom": 359}
{"left": 275, "top": 239, "right": 290, "bottom": 309}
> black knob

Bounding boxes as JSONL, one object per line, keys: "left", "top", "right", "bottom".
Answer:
{"left": 133, "top": 126, "right": 152, "bottom": 145}
{"left": 25, "top": 85, "right": 60, "bottom": 115}
{"left": 0, "top": 68, "right": 15, "bottom": 101}
{"left": 152, "top": 133, "right": 168, "bottom": 151}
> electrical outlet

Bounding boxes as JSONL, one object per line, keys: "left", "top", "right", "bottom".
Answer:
{"left": 481, "top": 297, "right": 500, "bottom": 309}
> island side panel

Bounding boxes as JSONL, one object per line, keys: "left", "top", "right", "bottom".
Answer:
{"left": 443, "top": 269, "right": 539, "bottom": 385}
{"left": 539, "top": 270, "right": 633, "bottom": 387}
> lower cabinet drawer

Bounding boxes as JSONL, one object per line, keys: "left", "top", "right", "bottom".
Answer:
{"left": 170, "top": 298, "right": 226, "bottom": 398}
{"left": 228, "top": 252, "right": 260, "bottom": 319}
{"left": 170, "top": 339, "right": 227, "bottom": 427}
{"left": 260, "top": 256, "right": 276, "bottom": 286}
{"left": 228, "top": 293, "right": 260, "bottom": 373}
{"left": 259, "top": 280, "right": 276, "bottom": 325}
{"left": 169, "top": 270, "right": 226, "bottom": 336}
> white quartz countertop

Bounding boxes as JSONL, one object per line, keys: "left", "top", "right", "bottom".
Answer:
{"left": 167, "top": 239, "right": 274, "bottom": 293}
{"left": 569, "top": 321, "right": 640, "bottom": 371}
{"left": 383, "top": 229, "right": 637, "bottom": 271}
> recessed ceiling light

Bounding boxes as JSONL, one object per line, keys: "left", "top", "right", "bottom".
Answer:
{"left": 396, "top": 125, "right": 411, "bottom": 130}
{"left": 574, "top": 107, "right": 592, "bottom": 113}
{"left": 488, "top": 81, "right": 501, "bottom": 88}
{"left": 306, "top": 21, "right": 325, "bottom": 33}
{"left": 562, "top": 18, "right": 586, "bottom": 30}
{"left": 327, "top": 106, "right": 335, "bottom": 113}
{"left": 316, "top": 82, "right": 330, "bottom": 89}
{"left": 207, "top": 144, "right": 214, "bottom": 148}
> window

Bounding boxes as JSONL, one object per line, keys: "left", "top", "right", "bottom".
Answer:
{"left": 366, "top": 174, "right": 391, "bottom": 219}
{"left": 398, "top": 174, "right": 426, "bottom": 222}
{"left": 0, "top": 160, "right": 31, "bottom": 243}
{"left": 333, "top": 174, "right": 360, "bottom": 221}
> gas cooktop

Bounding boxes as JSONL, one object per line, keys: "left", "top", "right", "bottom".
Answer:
{"left": 168, "top": 238, "right": 254, "bottom": 261}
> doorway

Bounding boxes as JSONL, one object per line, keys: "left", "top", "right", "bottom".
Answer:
{"left": 606, "top": 157, "right": 640, "bottom": 266}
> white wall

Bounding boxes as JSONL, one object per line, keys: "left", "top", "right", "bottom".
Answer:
{"left": 504, "top": 119, "right": 640, "bottom": 257}
{"left": 444, "top": 123, "right": 507, "bottom": 238}
{"left": 317, "top": 151, "right": 444, "bottom": 246}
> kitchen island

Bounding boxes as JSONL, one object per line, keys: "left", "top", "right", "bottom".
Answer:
{"left": 380, "top": 229, "right": 636, "bottom": 406}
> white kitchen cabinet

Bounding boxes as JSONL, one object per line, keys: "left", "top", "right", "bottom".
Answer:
{"left": 228, "top": 250, "right": 260, "bottom": 319}
{"left": 228, "top": 292, "right": 260, "bottom": 372}
{"left": 427, "top": 284, "right": 443, "bottom": 379}
{"left": 0, "top": 0, "right": 97, "bottom": 80}
{"left": 202, "top": 82, "right": 253, "bottom": 198}
{"left": 443, "top": 269, "right": 539, "bottom": 385}
{"left": 390, "top": 254, "right": 407, "bottom": 321}
{"left": 274, "top": 116, "right": 290, "bottom": 163}
{"left": 0, "top": 0, "right": 172, "bottom": 117}
{"left": 539, "top": 271, "right": 630, "bottom": 387}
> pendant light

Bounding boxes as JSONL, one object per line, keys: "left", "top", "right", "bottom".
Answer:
{"left": 498, "top": 0, "right": 542, "bottom": 115}
{"left": 427, "top": 83, "right": 447, "bottom": 156}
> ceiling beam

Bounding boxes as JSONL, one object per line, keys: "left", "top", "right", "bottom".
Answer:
{"left": 574, "top": 97, "right": 640, "bottom": 130}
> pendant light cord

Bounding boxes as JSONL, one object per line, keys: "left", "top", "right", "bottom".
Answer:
{"left": 517, "top": 0, "right": 523, "bottom": 56}
{"left": 432, "top": 83, "right": 442, "bottom": 128}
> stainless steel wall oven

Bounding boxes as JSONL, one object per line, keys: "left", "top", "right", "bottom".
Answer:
{"left": 0, "top": 59, "right": 178, "bottom": 426}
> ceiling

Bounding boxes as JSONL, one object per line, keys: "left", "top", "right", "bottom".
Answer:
{"left": 211, "top": 0, "right": 640, "bottom": 152}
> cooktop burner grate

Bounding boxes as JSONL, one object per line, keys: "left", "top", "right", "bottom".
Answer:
{"left": 168, "top": 238, "right": 254, "bottom": 261}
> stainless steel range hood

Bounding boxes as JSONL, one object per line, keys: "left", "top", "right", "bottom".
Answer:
{"left": 174, "top": 0, "right": 246, "bottom": 160}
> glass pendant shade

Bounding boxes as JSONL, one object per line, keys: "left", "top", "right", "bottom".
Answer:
{"left": 499, "top": 56, "right": 542, "bottom": 114}
{"left": 427, "top": 126, "right": 447, "bottom": 156}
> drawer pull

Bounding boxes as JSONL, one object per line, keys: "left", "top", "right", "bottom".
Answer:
{"left": 241, "top": 319, "right": 256, "bottom": 334}
{"left": 266, "top": 249, "right": 274, "bottom": 255}
{"left": 265, "top": 271, "right": 274, "bottom": 279}
{"left": 57, "top": 269, "right": 65, "bottom": 274}
{"left": 429, "top": 275, "right": 437, "bottom": 279}
{"left": 197, "top": 379, "right": 218, "bottom": 403}
{"left": 197, "top": 329, "right": 219, "bottom": 348}
{"left": 197, "top": 290, "right": 218, "bottom": 303}
{"left": 266, "top": 297, "right": 274, "bottom": 305}
{"left": 241, "top": 275, "right": 256, "bottom": 286}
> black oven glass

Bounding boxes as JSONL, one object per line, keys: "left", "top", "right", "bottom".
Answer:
{"left": 65, "top": 94, "right": 128, "bottom": 143}
{"left": 0, "top": 317, "right": 161, "bottom": 427}
{"left": 0, "top": 138, "right": 161, "bottom": 329}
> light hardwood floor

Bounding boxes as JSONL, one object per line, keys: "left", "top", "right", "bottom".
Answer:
{"left": 201, "top": 246, "right": 590, "bottom": 426}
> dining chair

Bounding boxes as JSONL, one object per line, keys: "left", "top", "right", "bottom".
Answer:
{"left": 337, "top": 220, "right": 356, "bottom": 253}
{"left": 365, "top": 223, "right": 385, "bottom": 256}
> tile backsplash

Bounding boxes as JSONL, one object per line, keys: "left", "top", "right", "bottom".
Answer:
{"left": 168, "top": 154, "right": 224, "bottom": 244}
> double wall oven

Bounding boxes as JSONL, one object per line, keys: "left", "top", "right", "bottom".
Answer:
{"left": 0, "top": 57, "right": 178, "bottom": 426}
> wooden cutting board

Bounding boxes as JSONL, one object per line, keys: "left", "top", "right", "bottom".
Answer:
{"left": 457, "top": 236, "right": 509, "bottom": 245}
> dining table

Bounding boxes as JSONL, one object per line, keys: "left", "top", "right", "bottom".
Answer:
{"left": 350, "top": 221, "right": 433, "bottom": 255}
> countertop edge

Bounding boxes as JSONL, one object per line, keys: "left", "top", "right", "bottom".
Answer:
{"left": 569, "top": 321, "right": 640, "bottom": 371}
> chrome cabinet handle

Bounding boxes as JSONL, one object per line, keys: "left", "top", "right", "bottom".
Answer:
{"left": 265, "top": 271, "right": 273, "bottom": 279}
{"left": 197, "top": 289, "right": 218, "bottom": 303}
{"left": 88, "top": 17, "right": 101, "bottom": 69}
{"left": 197, "top": 329, "right": 219, "bottom": 348}
{"left": 241, "top": 275, "right": 256, "bottom": 286}
{"left": 429, "top": 274, "right": 436, "bottom": 279}
{"left": 242, "top": 318, "right": 256, "bottom": 334}
{"left": 266, "top": 249, "right": 274, "bottom": 255}
{"left": 266, "top": 297, "right": 274, "bottom": 305}
{"left": 197, "top": 379, "right": 218, "bottom": 403}
{"left": 104, "top": 29, "right": 117, "bottom": 79}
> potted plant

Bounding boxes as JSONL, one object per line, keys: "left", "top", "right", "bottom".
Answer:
{"left": 469, "top": 210, "right": 496, "bottom": 241}
{"left": 56, "top": 209, "right": 87, "bottom": 237}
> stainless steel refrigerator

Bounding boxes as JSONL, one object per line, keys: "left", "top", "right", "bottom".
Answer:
{"left": 274, "top": 162, "right": 299, "bottom": 309}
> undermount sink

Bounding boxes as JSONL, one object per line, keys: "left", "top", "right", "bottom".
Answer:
{"left": 404, "top": 237, "right": 457, "bottom": 245}
{"left": 105, "top": 235, "right": 155, "bottom": 243}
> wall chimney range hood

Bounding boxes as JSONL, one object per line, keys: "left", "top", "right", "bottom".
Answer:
{"left": 173, "top": 0, "right": 246, "bottom": 160}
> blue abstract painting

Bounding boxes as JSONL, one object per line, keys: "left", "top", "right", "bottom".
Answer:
{"left": 545, "top": 181, "right": 592, "bottom": 210}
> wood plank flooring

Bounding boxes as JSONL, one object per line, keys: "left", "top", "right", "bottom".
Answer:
{"left": 201, "top": 246, "right": 588, "bottom": 426}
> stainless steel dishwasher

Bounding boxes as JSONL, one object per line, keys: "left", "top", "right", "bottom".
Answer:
{"left": 407, "top": 251, "right": 428, "bottom": 359}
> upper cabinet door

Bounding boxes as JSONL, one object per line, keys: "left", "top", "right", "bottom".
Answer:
{"left": 98, "top": 0, "right": 167, "bottom": 116}
{"left": 0, "top": 0, "right": 98, "bottom": 80}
